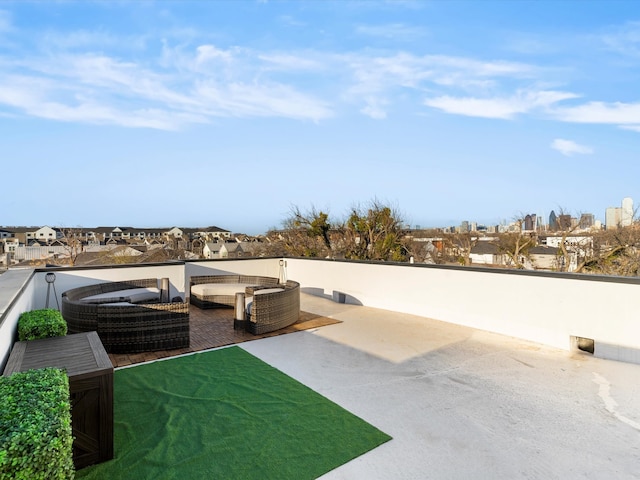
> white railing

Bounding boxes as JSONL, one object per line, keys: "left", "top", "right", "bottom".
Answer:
{"left": 1, "top": 257, "right": 639, "bottom": 370}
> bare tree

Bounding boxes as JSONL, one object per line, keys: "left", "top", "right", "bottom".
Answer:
{"left": 580, "top": 224, "right": 640, "bottom": 276}
{"left": 59, "top": 227, "right": 85, "bottom": 266}
{"left": 450, "top": 232, "right": 479, "bottom": 266}
{"left": 552, "top": 208, "right": 584, "bottom": 272}
{"left": 491, "top": 217, "right": 535, "bottom": 269}
{"left": 403, "top": 238, "right": 439, "bottom": 263}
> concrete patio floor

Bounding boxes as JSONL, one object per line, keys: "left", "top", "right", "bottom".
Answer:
{"left": 241, "top": 293, "right": 640, "bottom": 479}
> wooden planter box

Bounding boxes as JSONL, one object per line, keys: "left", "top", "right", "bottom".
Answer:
{"left": 3, "top": 331, "right": 114, "bottom": 469}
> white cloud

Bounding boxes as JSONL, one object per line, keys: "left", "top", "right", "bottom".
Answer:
{"left": 0, "top": 74, "right": 205, "bottom": 130}
{"left": 0, "top": 44, "right": 333, "bottom": 129}
{"left": 196, "top": 45, "right": 233, "bottom": 64}
{"left": 601, "top": 21, "right": 640, "bottom": 57}
{"left": 42, "top": 29, "right": 142, "bottom": 50}
{"left": 355, "top": 23, "right": 426, "bottom": 41}
{"left": 424, "top": 90, "right": 578, "bottom": 119}
{"left": 194, "top": 81, "right": 332, "bottom": 121}
{"left": 620, "top": 125, "right": 640, "bottom": 133}
{"left": 360, "top": 97, "right": 388, "bottom": 119}
{"left": 347, "top": 53, "right": 534, "bottom": 95}
{"left": 0, "top": 16, "right": 634, "bottom": 132}
{"left": 551, "top": 138, "right": 593, "bottom": 156}
{"left": 552, "top": 101, "right": 640, "bottom": 125}
{"left": 341, "top": 52, "right": 537, "bottom": 118}
{"left": 258, "top": 53, "right": 324, "bottom": 72}
{"left": 426, "top": 55, "right": 535, "bottom": 78}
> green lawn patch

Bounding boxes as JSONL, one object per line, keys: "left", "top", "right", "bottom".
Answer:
{"left": 77, "top": 346, "right": 390, "bottom": 479}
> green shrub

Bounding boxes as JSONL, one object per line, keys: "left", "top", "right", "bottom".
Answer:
{"left": 18, "top": 309, "right": 67, "bottom": 341}
{"left": 0, "top": 368, "right": 74, "bottom": 480}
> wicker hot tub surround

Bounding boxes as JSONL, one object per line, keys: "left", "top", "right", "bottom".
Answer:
{"left": 61, "top": 278, "right": 189, "bottom": 354}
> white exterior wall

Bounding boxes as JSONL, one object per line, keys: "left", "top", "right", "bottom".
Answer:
{"left": 529, "top": 253, "right": 557, "bottom": 270}
{"left": 167, "top": 227, "right": 184, "bottom": 237}
{"left": 468, "top": 253, "right": 494, "bottom": 265}
{"left": 13, "top": 245, "right": 68, "bottom": 261}
{"left": 33, "top": 226, "right": 58, "bottom": 241}
{"left": 0, "top": 269, "right": 38, "bottom": 369}
{"left": 286, "top": 259, "right": 640, "bottom": 364}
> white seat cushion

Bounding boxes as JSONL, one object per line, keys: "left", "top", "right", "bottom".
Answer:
{"left": 191, "top": 283, "right": 253, "bottom": 297}
{"left": 253, "top": 288, "right": 284, "bottom": 295}
{"left": 126, "top": 289, "right": 161, "bottom": 303}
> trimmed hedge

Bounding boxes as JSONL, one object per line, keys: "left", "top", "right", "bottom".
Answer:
{"left": 18, "top": 309, "right": 67, "bottom": 341}
{"left": 0, "top": 368, "right": 74, "bottom": 480}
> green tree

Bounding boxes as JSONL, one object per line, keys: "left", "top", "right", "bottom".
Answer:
{"left": 261, "top": 206, "right": 333, "bottom": 258}
{"left": 341, "top": 199, "right": 408, "bottom": 261}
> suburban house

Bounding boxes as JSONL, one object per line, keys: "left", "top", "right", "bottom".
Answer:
{"left": 469, "top": 241, "right": 505, "bottom": 266}
{"left": 529, "top": 245, "right": 561, "bottom": 270}
{"left": 203, "top": 242, "right": 222, "bottom": 259}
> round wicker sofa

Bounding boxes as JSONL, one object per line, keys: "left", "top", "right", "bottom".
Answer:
{"left": 189, "top": 275, "right": 300, "bottom": 335}
{"left": 61, "top": 278, "right": 190, "bottom": 354}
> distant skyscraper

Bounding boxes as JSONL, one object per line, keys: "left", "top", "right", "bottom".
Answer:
{"left": 524, "top": 214, "right": 537, "bottom": 231}
{"left": 606, "top": 207, "right": 622, "bottom": 230}
{"left": 460, "top": 221, "right": 470, "bottom": 232}
{"left": 579, "top": 213, "right": 595, "bottom": 229}
{"left": 548, "top": 211, "right": 557, "bottom": 231}
{"left": 558, "top": 214, "right": 572, "bottom": 231}
{"left": 605, "top": 197, "right": 634, "bottom": 229}
{"left": 622, "top": 197, "right": 634, "bottom": 227}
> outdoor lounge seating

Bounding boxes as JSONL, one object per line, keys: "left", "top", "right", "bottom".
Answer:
{"left": 189, "top": 275, "right": 300, "bottom": 334}
{"left": 61, "top": 278, "right": 189, "bottom": 354}
{"left": 189, "top": 275, "right": 280, "bottom": 308}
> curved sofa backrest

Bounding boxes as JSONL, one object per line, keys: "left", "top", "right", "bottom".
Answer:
{"left": 189, "top": 275, "right": 279, "bottom": 287}
{"left": 61, "top": 278, "right": 189, "bottom": 353}
{"left": 246, "top": 279, "right": 300, "bottom": 335}
{"left": 62, "top": 278, "right": 158, "bottom": 302}
{"left": 61, "top": 278, "right": 161, "bottom": 334}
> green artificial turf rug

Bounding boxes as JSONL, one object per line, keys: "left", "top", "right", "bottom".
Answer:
{"left": 76, "top": 346, "right": 391, "bottom": 480}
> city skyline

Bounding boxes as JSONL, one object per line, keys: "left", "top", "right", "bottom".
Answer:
{"left": 2, "top": 2, "right": 640, "bottom": 234}
{"left": 0, "top": 194, "right": 629, "bottom": 235}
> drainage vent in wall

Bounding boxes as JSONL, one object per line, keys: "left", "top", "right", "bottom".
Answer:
{"left": 572, "top": 336, "right": 595, "bottom": 354}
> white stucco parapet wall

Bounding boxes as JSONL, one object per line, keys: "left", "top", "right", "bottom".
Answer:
{"left": 1, "top": 257, "right": 639, "bottom": 369}
{"left": 0, "top": 269, "right": 37, "bottom": 369}
{"left": 284, "top": 258, "right": 640, "bottom": 365}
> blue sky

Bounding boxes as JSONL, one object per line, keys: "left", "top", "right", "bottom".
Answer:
{"left": 2, "top": 1, "right": 640, "bottom": 234}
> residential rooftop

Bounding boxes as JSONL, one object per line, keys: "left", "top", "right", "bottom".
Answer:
{"left": 1, "top": 258, "right": 639, "bottom": 478}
